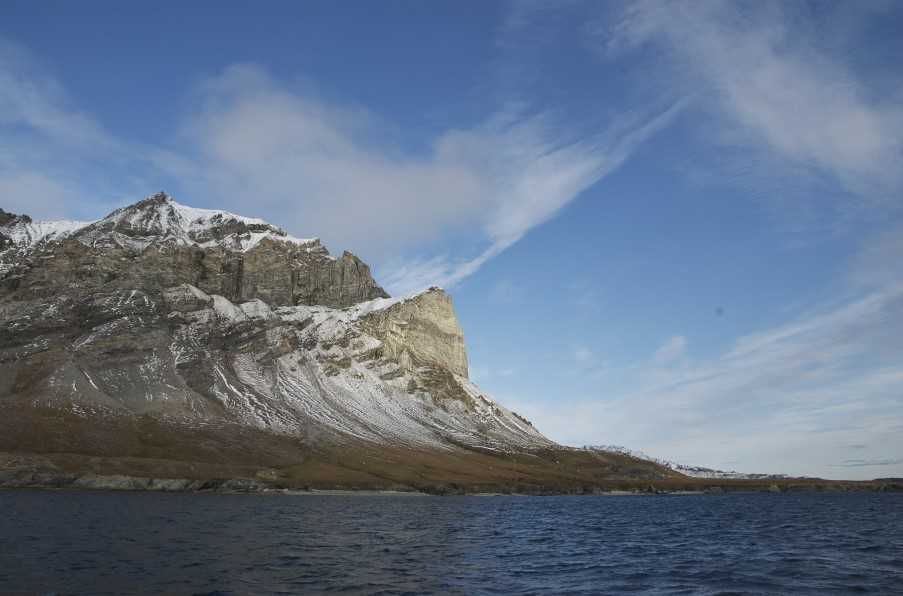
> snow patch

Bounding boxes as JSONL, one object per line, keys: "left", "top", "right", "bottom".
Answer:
{"left": 239, "top": 299, "right": 277, "bottom": 321}
{"left": 1, "top": 219, "right": 89, "bottom": 248}
{"left": 212, "top": 295, "right": 247, "bottom": 323}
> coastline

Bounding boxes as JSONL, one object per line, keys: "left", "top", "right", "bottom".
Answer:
{"left": 1, "top": 472, "right": 898, "bottom": 496}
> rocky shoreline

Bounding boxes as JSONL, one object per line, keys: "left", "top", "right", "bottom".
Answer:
{"left": 2, "top": 470, "right": 898, "bottom": 496}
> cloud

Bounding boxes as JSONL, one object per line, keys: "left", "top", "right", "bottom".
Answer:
{"left": 567, "top": 344, "right": 612, "bottom": 380}
{"left": 3, "top": 17, "right": 688, "bottom": 294}
{"left": 0, "top": 171, "right": 69, "bottom": 218}
{"left": 163, "top": 64, "right": 682, "bottom": 294}
{"left": 1, "top": 42, "right": 679, "bottom": 288}
{"left": 469, "top": 365, "right": 518, "bottom": 384}
{"left": 849, "top": 222, "right": 903, "bottom": 289}
{"left": 597, "top": 1, "right": 903, "bottom": 205}
{"left": 573, "top": 346, "right": 593, "bottom": 365}
{"left": 488, "top": 279, "right": 522, "bottom": 305}
{"left": 652, "top": 335, "right": 687, "bottom": 365}
{"left": 833, "top": 458, "right": 903, "bottom": 468}
{"left": 0, "top": 38, "right": 149, "bottom": 220}
{"left": 0, "top": 39, "right": 116, "bottom": 150}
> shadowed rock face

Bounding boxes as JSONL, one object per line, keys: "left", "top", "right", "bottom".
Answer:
{"left": 0, "top": 194, "right": 551, "bottom": 457}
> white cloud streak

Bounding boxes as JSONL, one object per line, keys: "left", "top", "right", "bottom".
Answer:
{"left": 0, "top": 40, "right": 115, "bottom": 150}
{"left": 1, "top": 45, "right": 680, "bottom": 290}
{"left": 652, "top": 335, "right": 687, "bottom": 365}
{"left": 599, "top": 0, "right": 903, "bottom": 203}
{"left": 160, "top": 64, "right": 682, "bottom": 294}
{"left": 0, "top": 39, "right": 148, "bottom": 219}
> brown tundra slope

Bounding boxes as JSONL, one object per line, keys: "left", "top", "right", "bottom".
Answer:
{"left": 6, "top": 192, "right": 854, "bottom": 494}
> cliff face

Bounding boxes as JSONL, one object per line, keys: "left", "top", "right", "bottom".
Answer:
{"left": 358, "top": 288, "right": 469, "bottom": 378}
{"left": 0, "top": 193, "right": 550, "bottom": 456}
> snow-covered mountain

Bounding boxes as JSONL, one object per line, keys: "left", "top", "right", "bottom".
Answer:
{"left": 0, "top": 193, "right": 551, "bottom": 455}
{"left": 0, "top": 193, "right": 696, "bottom": 492}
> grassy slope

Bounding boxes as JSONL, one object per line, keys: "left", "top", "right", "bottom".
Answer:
{"left": 0, "top": 406, "right": 893, "bottom": 494}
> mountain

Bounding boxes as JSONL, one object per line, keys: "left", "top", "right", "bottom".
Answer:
{"left": 0, "top": 193, "right": 679, "bottom": 493}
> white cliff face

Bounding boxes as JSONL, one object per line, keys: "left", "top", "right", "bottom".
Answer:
{"left": 357, "top": 289, "right": 469, "bottom": 378}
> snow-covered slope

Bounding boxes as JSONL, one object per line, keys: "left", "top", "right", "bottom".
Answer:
{"left": 6, "top": 283, "right": 549, "bottom": 451}
{"left": 192, "top": 284, "right": 545, "bottom": 449}
{"left": 0, "top": 218, "right": 90, "bottom": 247}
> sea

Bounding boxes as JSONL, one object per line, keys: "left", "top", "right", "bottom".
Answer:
{"left": 1, "top": 490, "right": 900, "bottom": 595}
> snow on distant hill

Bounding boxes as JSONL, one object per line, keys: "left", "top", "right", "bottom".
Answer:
{"left": 585, "top": 445, "right": 792, "bottom": 480}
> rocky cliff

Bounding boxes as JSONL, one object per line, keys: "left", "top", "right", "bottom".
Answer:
{"left": 0, "top": 193, "right": 387, "bottom": 308}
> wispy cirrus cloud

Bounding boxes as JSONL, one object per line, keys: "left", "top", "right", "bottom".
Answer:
{"left": 652, "top": 336, "right": 687, "bottom": 365}
{"left": 0, "top": 39, "right": 115, "bottom": 149}
{"left": 832, "top": 458, "right": 903, "bottom": 468}
{"left": 1, "top": 38, "right": 680, "bottom": 292}
{"left": 495, "top": 3, "right": 902, "bottom": 479}
{"left": 596, "top": 0, "right": 903, "bottom": 207}
{"left": 165, "top": 64, "right": 683, "bottom": 294}
{"left": 0, "top": 38, "right": 152, "bottom": 219}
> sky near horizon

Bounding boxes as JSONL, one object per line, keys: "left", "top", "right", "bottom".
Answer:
{"left": 2, "top": 0, "right": 902, "bottom": 480}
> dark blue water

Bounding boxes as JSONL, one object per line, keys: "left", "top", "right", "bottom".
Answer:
{"left": 1, "top": 491, "right": 900, "bottom": 595}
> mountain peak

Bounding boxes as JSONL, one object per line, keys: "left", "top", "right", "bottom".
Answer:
{"left": 2, "top": 191, "right": 388, "bottom": 308}
{"left": 64, "top": 192, "right": 321, "bottom": 254}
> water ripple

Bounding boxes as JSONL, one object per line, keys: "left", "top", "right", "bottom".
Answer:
{"left": 0, "top": 491, "right": 900, "bottom": 594}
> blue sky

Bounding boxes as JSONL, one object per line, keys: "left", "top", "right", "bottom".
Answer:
{"left": 2, "top": 0, "right": 902, "bottom": 479}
